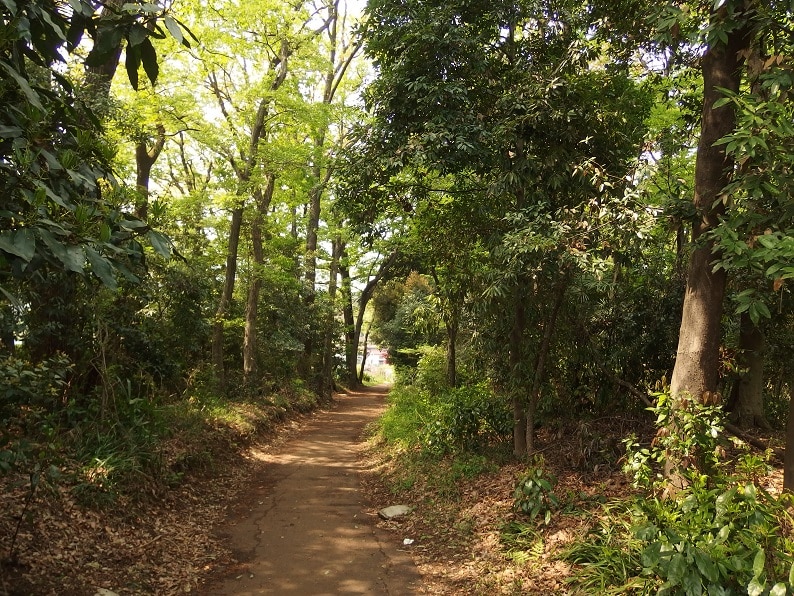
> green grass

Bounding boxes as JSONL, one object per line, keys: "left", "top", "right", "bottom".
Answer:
{"left": 559, "top": 501, "right": 650, "bottom": 594}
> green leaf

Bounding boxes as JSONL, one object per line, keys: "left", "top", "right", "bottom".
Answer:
{"left": 125, "top": 44, "right": 141, "bottom": 91}
{"left": 0, "top": 61, "right": 44, "bottom": 111}
{"left": 682, "top": 569, "right": 703, "bottom": 596}
{"left": 747, "top": 578, "right": 764, "bottom": 596}
{"left": 139, "top": 37, "right": 159, "bottom": 86}
{"left": 769, "top": 583, "right": 786, "bottom": 596}
{"left": 85, "top": 26, "right": 124, "bottom": 67}
{"left": 85, "top": 247, "right": 117, "bottom": 290}
{"left": 694, "top": 550, "right": 719, "bottom": 583}
{"left": 0, "top": 285, "right": 21, "bottom": 308}
{"left": 0, "top": 125, "right": 22, "bottom": 137}
{"left": 128, "top": 23, "right": 149, "bottom": 47}
{"left": 669, "top": 552, "right": 687, "bottom": 582}
{"left": 789, "top": 561, "right": 794, "bottom": 587}
{"left": 38, "top": 229, "right": 84, "bottom": 273}
{"left": 146, "top": 229, "right": 172, "bottom": 258}
{"left": 0, "top": 229, "right": 35, "bottom": 261}
{"left": 712, "top": 97, "right": 732, "bottom": 109}
{"left": 163, "top": 15, "right": 185, "bottom": 46}
{"left": 752, "top": 548, "right": 765, "bottom": 578}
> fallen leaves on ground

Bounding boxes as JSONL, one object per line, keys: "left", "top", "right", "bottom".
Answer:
{"left": 360, "top": 417, "right": 787, "bottom": 595}
{"left": 0, "top": 409, "right": 313, "bottom": 596}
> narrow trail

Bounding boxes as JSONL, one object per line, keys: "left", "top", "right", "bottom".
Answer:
{"left": 199, "top": 385, "right": 421, "bottom": 596}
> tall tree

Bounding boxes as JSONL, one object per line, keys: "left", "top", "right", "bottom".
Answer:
{"left": 300, "top": 0, "right": 362, "bottom": 385}
{"left": 668, "top": 2, "right": 753, "bottom": 405}
{"left": 339, "top": 0, "right": 650, "bottom": 456}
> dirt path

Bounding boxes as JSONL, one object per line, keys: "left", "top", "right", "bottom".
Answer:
{"left": 199, "top": 385, "right": 421, "bottom": 596}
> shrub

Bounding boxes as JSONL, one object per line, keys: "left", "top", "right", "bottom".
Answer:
{"left": 566, "top": 392, "right": 794, "bottom": 595}
{"left": 423, "top": 383, "right": 512, "bottom": 454}
{"left": 513, "top": 460, "right": 560, "bottom": 525}
{"left": 414, "top": 345, "right": 448, "bottom": 395}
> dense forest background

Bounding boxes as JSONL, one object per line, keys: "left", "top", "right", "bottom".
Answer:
{"left": 2, "top": 0, "right": 794, "bottom": 592}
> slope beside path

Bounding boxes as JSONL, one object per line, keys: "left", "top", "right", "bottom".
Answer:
{"left": 198, "top": 385, "right": 421, "bottom": 596}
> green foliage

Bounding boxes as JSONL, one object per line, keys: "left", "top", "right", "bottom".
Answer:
{"left": 513, "top": 461, "right": 560, "bottom": 526}
{"left": 372, "top": 275, "right": 445, "bottom": 368}
{"left": 561, "top": 502, "right": 646, "bottom": 593}
{"left": 624, "top": 392, "right": 726, "bottom": 490}
{"left": 0, "top": 354, "right": 73, "bottom": 480}
{"left": 500, "top": 520, "right": 545, "bottom": 565}
{"left": 377, "top": 378, "right": 511, "bottom": 456}
{"left": 567, "top": 393, "right": 794, "bottom": 595}
{"left": 0, "top": 0, "right": 183, "bottom": 300}
{"left": 376, "top": 385, "right": 433, "bottom": 448}
{"left": 630, "top": 482, "right": 794, "bottom": 596}
{"left": 414, "top": 345, "right": 448, "bottom": 395}
{"left": 424, "top": 383, "right": 513, "bottom": 454}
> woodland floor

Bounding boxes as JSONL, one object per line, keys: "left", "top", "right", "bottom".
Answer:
{"left": 1, "top": 387, "right": 786, "bottom": 595}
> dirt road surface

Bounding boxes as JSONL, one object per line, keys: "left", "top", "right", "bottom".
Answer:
{"left": 199, "top": 385, "right": 421, "bottom": 596}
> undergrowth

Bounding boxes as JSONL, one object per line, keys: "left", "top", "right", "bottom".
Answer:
{"left": 563, "top": 393, "right": 794, "bottom": 596}
{"left": 1, "top": 358, "right": 320, "bottom": 510}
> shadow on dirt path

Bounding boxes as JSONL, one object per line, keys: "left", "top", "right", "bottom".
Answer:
{"left": 198, "top": 385, "right": 421, "bottom": 595}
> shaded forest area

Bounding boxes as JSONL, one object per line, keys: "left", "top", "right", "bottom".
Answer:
{"left": 2, "top": 0, "right": 794, "bottom": 593}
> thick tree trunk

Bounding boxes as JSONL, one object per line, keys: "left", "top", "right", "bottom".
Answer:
{"left": 734, "top": 312, "right": 770, "bottom": 429}
{"left": 243, "top": 176, "right": 276, "bottom": 386}
{"left": 212, "top": 207, "right": 244, "bottom": 388}
{"left": 666, "top": 10, "right": 751, "bottom": 481}
{"left": 669, "top": 16, "right": 749, "bottom": 401}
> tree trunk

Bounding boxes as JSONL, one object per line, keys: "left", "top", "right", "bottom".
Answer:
{"left": 784, "top": 385, "right": 794, "bottom": 493}
{"left": 446, "top": 306, "right": 459, "bottom": 388}
{"left": 243, "top": 176, "right": 276, "bottom": 386}
{"left": 526, "top": 276, "right": 566, "bottom": 455}
{"left": 358, "top": 323, "right": 370, "bottom": 383}
{"left": 669, "top": 15, "right": 749, "bottom": 402}
{"left": 299, "top": 147, "right": 327, "bottom": 383}
{"left": 135, "top": 123, "right": 166, "bottom": 219}
{"left": 319, "top": 238, "right": 343, "bottom": 399}
{"left": 339, "top": 251, "right": 399, "bottom": 388}
{"left": 212, "top": 206, "right": 244, "bottom": 388}
{"left": 83, "top": 0, "right": 123, "bottom": 109}
{"left": 510, "top": 292, "right": 527, "bottom": 458}
{"left": 734, "top": 312, "right": 770, "bottom": 429}
{"left": 340, "top": 253, "right": 358, "bottom": 387}
{"left": 666, "top": 9, "right": 751, "bottom": 480}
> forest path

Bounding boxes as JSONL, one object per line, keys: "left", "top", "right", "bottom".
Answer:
{"left": 198, "top": 385, "right": 421, "bottom": 596}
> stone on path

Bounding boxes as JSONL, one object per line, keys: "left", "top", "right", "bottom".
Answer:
{"left": 378, "top": 504, "right": 412, "bottom": 520}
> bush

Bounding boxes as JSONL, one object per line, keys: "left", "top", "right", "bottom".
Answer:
{"left": 566, "top": 392, "right": 794, "bottom": 595}
{"left": 378, "top": 385, "right": 434, "bottom": 447}
{"left": 631, "top": 479, "right": 794, "bottom": 595}
{"left": 377, "top": 381, "right": 512, "bottom": 455}
{"left": 414, "top": 345, "right": 448, "bottom": 394}
{"left": 423, "top": 383, "right": 512, "bottom": 454}
{"left": 513, "top": 460, "right": 560, "bottom": 525}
